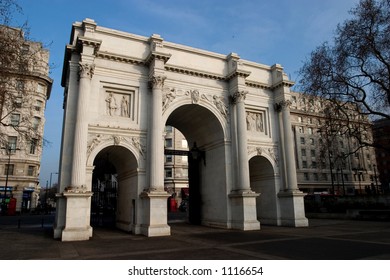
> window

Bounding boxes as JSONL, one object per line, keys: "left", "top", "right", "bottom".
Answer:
{"left": 313, "top": 173, "right": 319, "bottom": 181}
{"left": 30, "top": 139, "right": 37, "bottom": 154}
{"left": 308, "top": 128, "right": 313, "bottom": 135}
{"left": 322, "top": 173, "right": 328, "bottom": 181}
{"left": 165, "top": 168, "right": 173, "bottom": 178}
{"left": 310, "top": 138, "right": 315, "bottom": 145}
{"left": 310, "top": 150, "right": 316, "bottom": 157}
{"left": 34, "top": 100, "right": 43, "bottom": 112}
{"left": 304, "top": 173, "right": 309, "bottom": 181}
{"left": 301, "top": 149, "right": 306, "bottom": 156}
{"left": 300, "top": 137, "right": 305, "bottom": 144}
{"left": 27, "top": 165, "right": 35, "bottom": 176}
{"left": 37, "top": 83, "right": 45, "bottom": 94}
{"left": 16, "top": 80, "right": 24, "bottom": 90}
{"left": 165, "top": 126, "right": 173, "bottom": 132}
{"left": 302, "top": 161, "right": 307, "bottom": 168}
{"left": 298, "top": 116, "right": 303, "bottom": 123}
{"left": 312, "top": 161, "right": 317, "bottom": 168}
{"left": 8, "top": 136, "right": 17, "bottom": 153}
{"left": 165, "top": 155, "right": 173, "bottom": 163}
{"left": 15, "top": 96, "right": 22, "bottom": 108}
{"left": 10, "top": 114, "right": 20, "bottom": 126}
{"left": 308, "top": 118, "right": 313, "bottom": 124}
{"left": 298, "top": 126, "right": 304, "bottom": 133}
{"left": 32, "top": 117, "right": 40, "bottom": 130}
{"left": 4, "top": 164, "right": 14, "bottom": 176}
{"left": 165, "top": 138, "right": 172, "bottom": 148}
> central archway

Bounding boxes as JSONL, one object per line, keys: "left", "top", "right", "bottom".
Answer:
{"left": 165, "top": 103, "right": 228, "bottom": 227}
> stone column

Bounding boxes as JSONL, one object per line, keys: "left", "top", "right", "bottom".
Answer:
{"left": 229, "top": 90, "right": 260, "bottom": 231}
{"left": 148, "top": 75, "right": 166, "bottom": 191}
{"left": 139, "top": 66, "right": 170, "bottom": 237}
{"left": 275, "top": 99, "right": 308, "bottom": 227}
{"left": 61, "top": 62, "right": 94, "bottom": 241}
{"left": 232, "top": 90, "right": 251, "bottom": 191}
{"left": 276, "top": 100, "right": 299, "bottom": 191}
{"left": 70, "top": 62, "right": 94, "bottom": 188}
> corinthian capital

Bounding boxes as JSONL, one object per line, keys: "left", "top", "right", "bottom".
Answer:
{"left": 149, "top": 75, "right": 166, "bottom": 90}
{"left": 274, "top": 100, "right": 292, "bottom": 112}
{"left": 231, "top": 90, "right": 248, "bottom": 104}
{"left": 78, "top": 62, "right": 95, "bottom": 79}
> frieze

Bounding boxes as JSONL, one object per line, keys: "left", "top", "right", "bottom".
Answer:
{"left": 161, "top": 87, "right": 229, "bottom": 121}
{"left": 104, "top": 92, "right": 131, "bottom": 118}
{"left": 248, "top": 146, "right": 279, "bottom": 166}
{"left": 246, "top": 112, "right": 264, "bottom": 133}
{"left": 87, "top": 134, "right": 146, "bottom": 159}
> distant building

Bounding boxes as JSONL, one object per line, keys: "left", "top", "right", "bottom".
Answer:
{"left": 290, "top": 92, "right": 379, "bottom": 195}
{"left": 0, "top": 26, "right": 52, "bottom": 213}
{"left": 373, "top": 118, "right": 390, "bottom": 193}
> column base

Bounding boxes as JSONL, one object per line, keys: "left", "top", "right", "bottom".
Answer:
{"left": 62, "top": 226, "right": 93, "bottom": 242}
{"left": 139, "top": 190, "right": 171, "bottom": 237}
{"left": 278, "top": 189, "right": 309, "bottom": 227}
{"left": 59, "top": 190, "right": 93, "bottom": 241}
{"left": 229, "top": 189, "right": 261, "bottom": 231}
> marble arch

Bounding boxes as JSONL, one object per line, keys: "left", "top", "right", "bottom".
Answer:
{"left": 54, "top": 18, "right": 308, "bottom": 241}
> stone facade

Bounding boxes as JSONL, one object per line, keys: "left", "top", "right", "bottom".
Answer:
{"left": 0, "top": 26, "right": 52, "bottom": 213}
{"left": 55, "top": 18, "right": 308, "bottom": 241}
{"left": 290, "top": 92, "right": 379, "bottom": 195}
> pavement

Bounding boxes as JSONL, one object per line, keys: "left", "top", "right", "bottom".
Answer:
{"left": 0, "top": 214, "right": 390, "bottom": 260}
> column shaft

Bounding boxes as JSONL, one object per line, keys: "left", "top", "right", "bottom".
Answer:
{"left": 233, "top": 91, "right": 251, "bottom": 190}
{"left": 70, "top": 63, "right": 93, "bottom": 188}
{"left": 280, "top": 101, "right": 298, "bottom": 190}
{"left": 148, "top": 75, "right": 165, "bottom": 190}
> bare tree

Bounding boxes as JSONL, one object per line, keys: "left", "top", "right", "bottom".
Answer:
{"left": 298, "top": 0, "right": 390, "bottom": 152}
{"left": 0, "top": 0, "right": 51, "bottom": 151}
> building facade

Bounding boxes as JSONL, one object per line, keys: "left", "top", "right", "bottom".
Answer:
{"left": 0, "top": 26, "right": 52, "bottom": 213}
{"left": 55, "top": 18, "right": 308, "bottom": 241}
{"left": 373, "top": 118, "right": 390, "bottom": 193}
{"left": 290, "top": 92, "right": 379, "bottom": 196}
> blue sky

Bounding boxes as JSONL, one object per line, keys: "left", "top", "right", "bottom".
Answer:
{"left": 14, "top": 0, "right": 360, "bottom": 187}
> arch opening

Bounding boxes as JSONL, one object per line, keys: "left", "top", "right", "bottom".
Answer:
{"left": 249, "top": 155, "right": 278, "bottom": 225}
{"left": 91, "top": 145, "right": 138, "bottom": 229}
{"left": 165, "top": 104, "right": 227, "bottom": 226}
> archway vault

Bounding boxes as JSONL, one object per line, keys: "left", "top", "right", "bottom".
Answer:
{"left": 249, "top": 155, "right": 280, "bottom": 225}
{"left": 165, "top": 103, "right": 230, "bottom": 227}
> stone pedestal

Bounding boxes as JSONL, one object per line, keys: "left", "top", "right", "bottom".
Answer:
{"left": 61, "top": 191, "right": 93, "bottom": 241}
{"left": 229, "top": 190, "right": 261, "bottom": 230}
{"left": 278, "top": 189, "right": 309, "bottom": 227}
{"left": 140, "top": 191, "right": 171, "bottom": 237}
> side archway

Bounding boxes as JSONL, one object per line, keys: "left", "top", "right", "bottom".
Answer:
{"left": 89, "top": 144, "right": 139, "bottom": 231}
{"left": 249, "top": 155, "right": 280, "bottom": 225}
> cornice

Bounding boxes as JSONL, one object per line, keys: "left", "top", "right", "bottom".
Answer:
{"left": 145, "top": 51, "right": 171, "bottom": 65}
{"left": 96, "top": 51, "right": 144, "bottom": 65}
{"left": 164, "top": 64, "right": 225, "bottom": 80}
{"left": 271, "top": 80, "right": 295, "bottom": 89}
{"left": 245, "top": 80, "right": 271, "bottom": 90}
